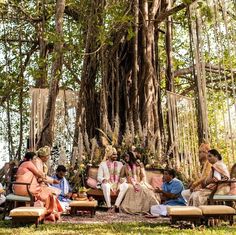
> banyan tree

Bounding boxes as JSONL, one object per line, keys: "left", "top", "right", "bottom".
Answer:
{"left": 0, "top": 0, "right": 236, "bottom": 179}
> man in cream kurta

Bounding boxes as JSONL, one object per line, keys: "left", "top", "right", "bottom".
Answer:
{"left": 97, "top": 146, "right": 128, "bottom": 212}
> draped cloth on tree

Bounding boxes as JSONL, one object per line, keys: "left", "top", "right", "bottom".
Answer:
{"left": 189, "top": 161, "right": 230, "bottom": 207}
{"left": 29, "top": 88, "right": 77, "bottom": 150}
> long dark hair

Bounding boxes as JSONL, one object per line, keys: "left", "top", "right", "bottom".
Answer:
{"left": 122, "top": 151, "right": 136, "bottom": 167}
{"left": 19, "top": 152, "right": 36, "bottom": 166}
{"left": 127, "top": 152, "right": 137, "bottom": 168}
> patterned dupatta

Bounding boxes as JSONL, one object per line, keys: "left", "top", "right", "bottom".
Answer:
{"left": 125, "top": 163, "right": 137, "bottom": 184}
{"left": 106, "top": 160, "right": 119, "bottom": 184}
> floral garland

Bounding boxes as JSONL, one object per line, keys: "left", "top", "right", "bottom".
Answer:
{"left": 106, "top": 160, "right": 119, "bottom": 184}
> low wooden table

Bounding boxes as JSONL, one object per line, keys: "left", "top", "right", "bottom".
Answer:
{"left": 69, "top": 200, "right": 98, "bottom": 217}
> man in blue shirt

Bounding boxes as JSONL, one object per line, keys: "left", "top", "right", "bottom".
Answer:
{"left": 51, "top": 165, "right": 72, "bottom": 211}
{"left": 150, "top": 169, "right": 186, "bottom": 216}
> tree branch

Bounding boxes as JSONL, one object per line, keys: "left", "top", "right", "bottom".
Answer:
{"left": 155, "top": 0, "right": 198, "bottom": 24}
{"left": 173, "top": 63, "right": 236, "bottom": 78}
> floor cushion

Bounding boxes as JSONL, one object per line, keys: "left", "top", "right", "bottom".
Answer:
{"left": 9, "top": 206, "right": 46, "bottom": 227}
{"left": 199, "top": 205, "right": 236, "bottom": 215}
{"left": 69, "top": 200, "right": 98, "bottom": 217}
{"left": 10, "top": 207, "right": 46, "bottom": 217}
{"left": 167, "top": 206, "right": 202, "bottom": 216}
{"left": 69, "top": 200, "right": 98, "bottom": 207}
{"left": 167, "top": 206, "right": 203, "bottom": 225}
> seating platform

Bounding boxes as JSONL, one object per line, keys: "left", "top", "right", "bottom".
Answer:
{"left": 69, "top": 200, "right": 98, "bottom": 217}
{"left": 199, "top": 205, "right": 236, "bottom": 225}
{"left": 167, "top": 206, "right": 202, "bottom": 225}
{"left": 167, "top": 205, "right": 236, "bottom": 226}
{"left": 2, "top": 181, "right": 35, "bottom": 220}
{"left": 9, "top": 207, "right": 46, "bottom": 227}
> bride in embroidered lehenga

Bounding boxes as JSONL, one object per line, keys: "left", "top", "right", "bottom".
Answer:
{"left": 14, "top": 149, "right": 63, "bottom": 222}
{"left": 120, "top": 152, "right": 160, "bottom": 214}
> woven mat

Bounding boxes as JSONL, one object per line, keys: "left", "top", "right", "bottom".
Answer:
{"left": 61, "top": 211, "right": 170, "bottom": 224}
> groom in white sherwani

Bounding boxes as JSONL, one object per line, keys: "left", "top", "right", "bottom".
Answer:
{"left": 97, "top": 145, "right": 128, "bottom": 212}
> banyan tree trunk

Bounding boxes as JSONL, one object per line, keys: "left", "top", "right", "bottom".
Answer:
{"left": 189, "top": 5, "right": 209, "bottom": 143}
{"left": 37, "top": 0, "right": 65, "bottom": 148}
{"left": 6, "top": 100, "right": 15, "bottom": 160}
{"left": 73, "top": 0, "right": 100, "bottom": 146}
{"left": 36, "top": 1, "right": 48, "bottom": 88}
{"left": 165, "top": 0, "right": 175, "bottom": 153}
{"left": 140, "top": 0, "right": 161, "bottom": 158}
{"left": 129, "top": 0, "right": 140, "bottom": 131}
{"left": 155, "top": 29, "right": 165, "bottom": 147}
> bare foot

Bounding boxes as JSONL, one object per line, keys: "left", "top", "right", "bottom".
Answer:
{"left": 110, "top": 207, "right": 116, "bottom": 213}
{"left": 107, "top": 207, "right": 114, "bottom": 213}
{"left": 107, "top": 206, "right": 116, "bottom": 213}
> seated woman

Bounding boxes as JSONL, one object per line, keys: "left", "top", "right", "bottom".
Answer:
{"left": 13, "top": 151, "right": 63, "bottom": 222}
{"left": 120, "top": 152, "right": 160, "bottom": 214}
{"left": 228, "top": 163, "right": 236, "bottom": 195}
{"left": 189, "top": 149, "right": 230, "bottom": 206}
{"left": 0, "top": 183, "right": 6, "bottom": 207}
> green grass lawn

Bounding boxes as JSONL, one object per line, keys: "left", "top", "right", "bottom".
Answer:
{"left": 0, "top": 221, "right": 236, "bottom": 235}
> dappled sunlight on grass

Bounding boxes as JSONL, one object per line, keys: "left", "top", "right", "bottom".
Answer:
{"left": 1, "top": 221, "right": 236, "bottom": 235}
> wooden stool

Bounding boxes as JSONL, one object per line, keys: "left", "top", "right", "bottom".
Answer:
{"left": 199, "top": 205, "right": 236, "bottom": 226}
{"left": 69, "top": 200, "right": 98, "bottom": 217}
{"left": 9, "top": 207, "right": 46, "bottom": 227}
{"left": 167, "top": 206, "right": 203, "bottom": 225}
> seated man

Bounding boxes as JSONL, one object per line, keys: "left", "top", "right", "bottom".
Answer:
{"left": 51, "top": 165, "right": 72, "bottom": 211}
{"left": 182, "top": 142, "right": 212, "bottom": 204}
{"left": 150, "top": 169, "right": 186, "bottom": 217}
{"left": 97, "top": 145, "right": 129, "bottom": 212}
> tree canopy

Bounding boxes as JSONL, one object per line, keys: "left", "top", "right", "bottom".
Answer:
{"left": 0, "top": 0, "right": 236, "bottom": 179}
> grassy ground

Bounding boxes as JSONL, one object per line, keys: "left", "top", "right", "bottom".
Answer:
{"left": 0, "top": 221, "right": 236, "bottom": 235}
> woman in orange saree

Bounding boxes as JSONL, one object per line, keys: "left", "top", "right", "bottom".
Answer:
{"left": 14, "top": 151, "right": 63, "bottom": 222}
